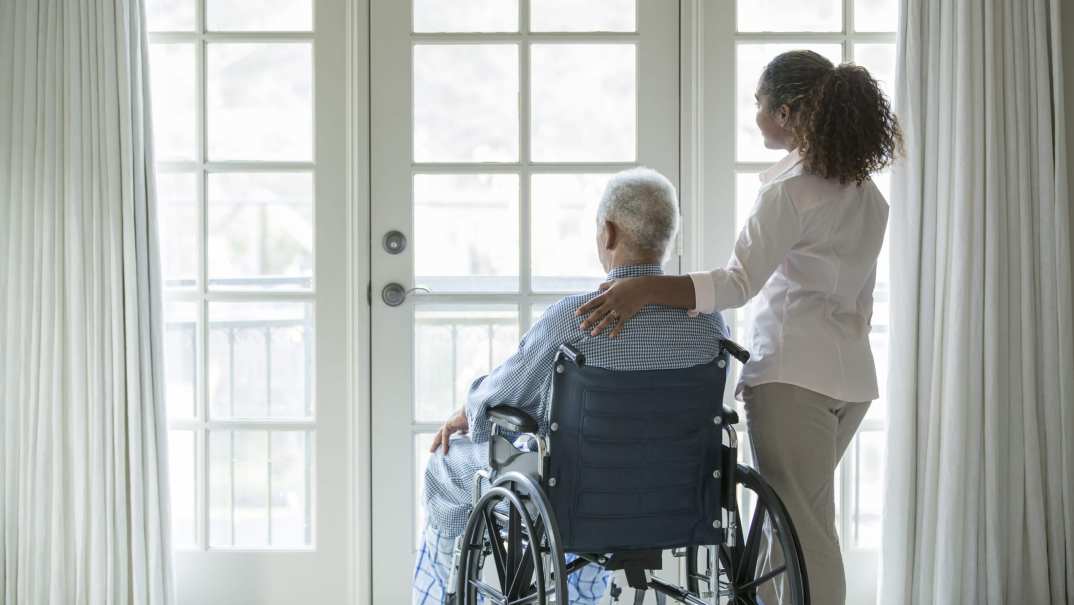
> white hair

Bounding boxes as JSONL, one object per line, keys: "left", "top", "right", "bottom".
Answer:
{"left": 596, "top": 167, "right": 679, "bottom": 261}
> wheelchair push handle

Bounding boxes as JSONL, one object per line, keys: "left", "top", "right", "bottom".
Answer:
{"left": 719, "top": 338, "right": 750, "bottom": 364}
{"left": 556, "top": 343, "right": 586, "bottom": 367}
{"left": 557, "top": 341, "right": 744, "bottom": 366}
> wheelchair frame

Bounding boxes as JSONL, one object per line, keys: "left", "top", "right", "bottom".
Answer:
{"left": 449, "top": 340, "right": 808, "bottom": 605}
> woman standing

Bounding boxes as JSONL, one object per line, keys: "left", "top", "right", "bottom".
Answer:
{"left": 576, "top": 50, "right": 900, "bottom": 605}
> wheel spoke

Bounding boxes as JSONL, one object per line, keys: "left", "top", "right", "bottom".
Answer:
{"left": 739, "top": 565, "right": 787, "bottom": 592}
{"left": 529, "top": 516, "right": 549, "bottom": 603}
{"left": 505, "top": 504, "right": 522, "bottom": 594}
{"left": 742, "top": 498, "right": 767, "bottom": 583}
{"left": 469, "top": 578, "right": 509, "bottom": 604}
{"left": 719, "top": 544, "right": 740, "bottom": 589}
{"left": 507, "top": 592, "right": 543, "bottom": 605}
{"left": 483, "top": 506, "right": 509, "bottom": 587}
{"left": 507, "top": 540, "right": 535, "bottom": 598}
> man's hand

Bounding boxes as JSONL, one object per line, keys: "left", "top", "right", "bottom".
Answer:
{"left": 430, "top": 407, "right": 469, "bottom": 455}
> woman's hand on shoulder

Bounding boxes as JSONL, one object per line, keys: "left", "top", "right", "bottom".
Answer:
{"left": 575, "top": 276, "right": 652, "bottom": 338}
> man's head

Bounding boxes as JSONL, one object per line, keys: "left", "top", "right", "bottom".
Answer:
{"left": 595, "top": 167, "right": 679, "bottom": 272}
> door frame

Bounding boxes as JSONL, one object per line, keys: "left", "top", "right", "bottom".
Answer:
{"left": 161, "top": 0, "right": 357, "bottom": 601}
{"left": 348, "top": 1, "right": 735, "bottom": 603}
{"left": 344, "top": 1, "right": 372, "bottom": 605}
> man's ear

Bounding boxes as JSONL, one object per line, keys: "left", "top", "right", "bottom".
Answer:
{"left": 603, "top": 221, "right": 618, "bottom": 250}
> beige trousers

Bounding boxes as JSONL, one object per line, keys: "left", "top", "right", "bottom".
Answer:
{"left": 742, "top": 383, "right": 870, "bottom": 605}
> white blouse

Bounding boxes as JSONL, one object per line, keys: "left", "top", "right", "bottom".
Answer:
{"left": 690, "top": 150, "right": 888, "bottom": 403}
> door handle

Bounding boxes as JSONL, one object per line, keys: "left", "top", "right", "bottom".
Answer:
{"left": 381, "top": 283, "right": 430, "bottom": 307}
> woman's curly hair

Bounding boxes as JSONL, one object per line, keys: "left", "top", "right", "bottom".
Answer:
{"left": 759, "top": 50, "right": 902, "bottom": 185}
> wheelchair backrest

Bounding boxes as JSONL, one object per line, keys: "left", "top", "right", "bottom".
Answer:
{"left": 545, "top": 346, "right": 731, "bottom": 553}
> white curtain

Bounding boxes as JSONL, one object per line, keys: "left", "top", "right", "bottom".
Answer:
{"left": 882, "top": 0, "right": 1074, "bottom": 603}
{"left": 0, "top": 0, "right": 173, "bottom": 603}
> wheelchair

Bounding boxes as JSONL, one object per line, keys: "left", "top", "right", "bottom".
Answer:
{"left": 449, "top": 339, "right": 809, "bottom": 605}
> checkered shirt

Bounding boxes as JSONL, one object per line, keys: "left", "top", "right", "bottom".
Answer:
{"left": 422, "top": 263, "right": 728, "bottom": 537}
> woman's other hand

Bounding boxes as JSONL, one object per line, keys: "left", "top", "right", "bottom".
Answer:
{"left": 575, "top": 276, "right": 652, "bottom": 338}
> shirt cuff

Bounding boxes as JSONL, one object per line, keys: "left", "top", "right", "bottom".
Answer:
{"left": 688, "top": 271, "right": 717, "bottom": 316}
{"left": 466, "top": 405, "right": 491, "bottom": 444}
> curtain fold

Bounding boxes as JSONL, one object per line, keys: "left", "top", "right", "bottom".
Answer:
{"left": 0, "top": 0, "right": 174, "bottom": 603}
{"left": 882, "top": 0, "right": 1074, "bottom": 603}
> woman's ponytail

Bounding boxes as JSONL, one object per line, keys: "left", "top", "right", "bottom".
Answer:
{"left": 760, "top": 51, "right": 902, "bottom": 185}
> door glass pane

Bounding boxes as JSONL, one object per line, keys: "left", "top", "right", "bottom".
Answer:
{"left": 854, "top": 43, "right": 896, "bottom": 103}
{"left": 413, "top": 45, "right": 519, "bottom": 163}
{"left": 207, "top": 43, "right": 313, "bottom": 161}
{"left": 208, "top": 0, "right": 312, "bottom": 31}
{"left": 413, "top": 0, "right": 518, "bottom": 32}
{"left": 208, "top": 172, "right": 314, "bottom": 291}
{"left": 270, "top": 431, "right": 312, "bottom": 547}
{"left": 169, "top": 430, "right": 197, "bottom": 548}
{"left": 854, "top": 430, "right": 884, "bottom": 547}
{"left": 868, "top": 329, "right": 887, "bottom": 419}
{"left": 147, "top": 0, "right": 195, "bottom": 31}
{"left": 210, "top": 430, "right": 268, "bottom": 548}
{"left": 208, "top": 302, "right": 313, "bottom": 420}
{"left": 531, "top": 44, "right": 636, "bottom": 162}
{"left": 414, "top": 174, "right": 519, "bottom": 292}
{"left": 414, "top": 433, "right": 435, "bottom": 549}
{"left": 149, "top": 43, "right": 196, "bottom": 161}
{"left": 164, "top": 302, "right": 198, "bottom": 419}
{"left": 737, "top": 0, "right": 842, "bottom": 32}
{"left": 209, "top": 430, "right": 312, "bottom": 548}
{"left": 414, "top": 305, "right": 519, "bottom": 422}
{"left": 156, "top": 172, "right": 199, "bottom": 288}
{"left": 530, "top": 0, "right": 636, "bottom": 32}
{"left": 531, "top": 173, "right": 611, "bottom": 292}
{"left": 736, "top": 44, "right": 842, "bottom": 162}
{"left": 855, "top": 0, "right": 898, "bottom": 32}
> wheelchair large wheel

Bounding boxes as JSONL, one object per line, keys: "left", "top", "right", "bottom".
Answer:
{"left": 686, "top": 465, "right": 810, "bottom": 604}
{"left": 455, "top": 482, "right": 568, "bottom": 604}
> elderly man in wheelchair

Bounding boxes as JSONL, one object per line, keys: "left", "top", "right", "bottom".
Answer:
{"left": 414, "top": 168, "right": 809, "bottom": 605}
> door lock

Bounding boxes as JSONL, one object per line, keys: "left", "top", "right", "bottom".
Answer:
{"left": 382, "top": 230, "right": 407, "bottom": 255}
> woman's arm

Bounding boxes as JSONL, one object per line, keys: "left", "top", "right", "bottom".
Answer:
{"left": 576, "top": 274, "right": 695, "bottom": 337}
{"left": 578, "top": 184, "right": 803, "bottom": 337}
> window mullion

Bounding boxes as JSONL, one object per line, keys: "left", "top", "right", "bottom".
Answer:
{"left": 196, "top": 0, "right": 210, "bottom": 551}
{"left": 519, "top": 0, "right": 532, "bottom": 332}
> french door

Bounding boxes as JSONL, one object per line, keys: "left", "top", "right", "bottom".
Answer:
{"left": 369, "top": 1, "right": 680, "bottom": 600}
{"left": 148, "top": 0, "right": 351, "bottom": 602}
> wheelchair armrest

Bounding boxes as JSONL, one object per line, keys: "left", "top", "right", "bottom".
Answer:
{"left": 722, "top": 406, "right": 739, "bottom": 426}
{"left": 488, "top": 405, "right": 539, "bottom": 434}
